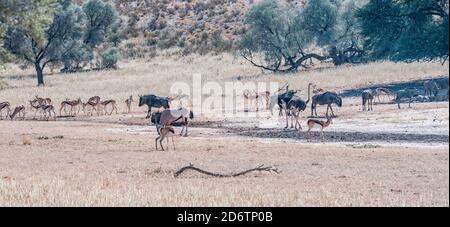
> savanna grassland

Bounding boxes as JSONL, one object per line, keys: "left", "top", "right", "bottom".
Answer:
{"left": 0, "top": 54, "right": 448, "bottom": 206}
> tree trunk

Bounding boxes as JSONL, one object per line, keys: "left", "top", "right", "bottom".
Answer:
{"left": 35, "top": 63, "right": 45, "bottom": 87}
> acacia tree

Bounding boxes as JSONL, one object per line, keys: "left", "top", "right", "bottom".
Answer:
{"left": 239, "top": 0, "right": 365, "bottom": 72}
{"left": 357, "top": 0, "right": 449, "bottom": 62}
{"left": 3, "top": 0, "right": 118, "bottom": 86}
{"left": 4, "top": 1, "right": 83, "bottom": 85}
{"left": 1, "top": 0, "right": 58, "bottom": 68}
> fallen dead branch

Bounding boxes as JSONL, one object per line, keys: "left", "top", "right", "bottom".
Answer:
{"left": 174, "top": 163, "right": 280, "bottom": 178}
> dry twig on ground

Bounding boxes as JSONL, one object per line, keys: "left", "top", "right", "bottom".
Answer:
{"left": 174, "top": 163, "right": 280, "bottom": 178}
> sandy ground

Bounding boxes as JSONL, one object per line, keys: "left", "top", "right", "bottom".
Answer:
{"left": 0, "top": 96, "right": 448, "bottom": 206}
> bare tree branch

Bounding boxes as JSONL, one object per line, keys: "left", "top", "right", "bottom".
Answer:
{"left": 174, "top": 164, "right": 281, "bottom": 178}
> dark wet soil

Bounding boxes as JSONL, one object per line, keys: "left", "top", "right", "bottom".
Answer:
{"left": 225, "top": 127, "right": 449, "bottom": 144}
{"left": 340, "top": 76, "right": 449, "bottom": 97}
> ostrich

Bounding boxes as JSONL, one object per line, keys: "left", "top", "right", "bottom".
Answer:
{"left": 362, "top": 89, "right": 374, "bottom": 111}
{"left": 311, "top": 92, "right": 342, "bottom": 117}
{"left": 284, "top": 83, "right": 312, "bottom": 130}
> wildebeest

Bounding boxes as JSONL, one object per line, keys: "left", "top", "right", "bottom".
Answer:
{"left": 151, "top": 108, "right": 194, "bottom": 136}
{"left": 395, "top": 88, "right": 420, "bottom": 109}
{"left": 138, "top": 95, "right": 170, "bottom": 118}
{"left": 311, "top": 92, "right": 342, "bottom": 117}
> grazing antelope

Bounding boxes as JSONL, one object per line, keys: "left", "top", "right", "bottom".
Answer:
{"left": 59, "top": 98, "right": 82, "bottom": 116}
{"left": 29, "top": 100, "right": 43, "bottom": 119}
{"left": 9, "top": 105, "right": 26, "bottom": 120}
{"left": 99, "top": 99, "right": 118, "bottom": 115}
{"left": 125, "top": 95, "right": 134, "bottom": 113}
{"left": 0, "top": 101, "right": 11, "bottom": 120}
{"left": 375, "top": 88, "right": 394, "bottom": 103}
{"left": 306, "top": 117, "right": 333, "bottom": 141}
{"left": 362, "top": 89, "right": 374, "bottom": 111}
{"left": 34, "top": 95, "right": 52, "bottom": 105}
{"left": 41, "top": 104, "right": 57, "bottom": 120}
{"left": 155, "top": 126, "right": 176, "bottom": 151}
{"left": 81, "top": 101, "right": 100, "bottom": 116}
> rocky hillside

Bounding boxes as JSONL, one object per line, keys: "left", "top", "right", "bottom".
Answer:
{"left": 76, "top": 0, "right": 306, "bottom": 58}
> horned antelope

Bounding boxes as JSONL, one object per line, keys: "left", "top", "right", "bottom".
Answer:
{"left": 99, "top": 99, "right": 118, "bottom": 115}
{"left": 34, "top": 95, "right": 52, "bottom": 105}
{"left": 362, "top": 89, "right": 374, "bottom": 111}
{"left": 29, "top": 100, "right": 43, "bottom": 119}
{"left": 81, "top": 101, "right": 100, "bottom": 116}
{"left": 41, "top": 104, "right": 57, "bottom": 120}
{"left": 0, "top": 101, "right": 11, "bottom": 120}
{"left": 155, "top": 126, "right": 176, "bottom": 151}
{"left": 59, "top": 98, "right": 82, "bottom": 116}
{"left": 125, "top": 95, "right": 134, "bottom": 113}
{"left": 9, "top": 105, "right": 26, "bottom": 120}
{"left": 306, "top": 117, "right": 333, "bottom": 141}
{"left": 375, "top": 88, "right": 394, "bottom": 103}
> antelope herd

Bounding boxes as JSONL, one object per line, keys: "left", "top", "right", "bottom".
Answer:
{"left": 0, "top": 78, "right": 448, "bottom": 149}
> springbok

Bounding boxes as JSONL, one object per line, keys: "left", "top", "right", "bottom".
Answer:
{"left": 306, "top": 117, "right": 333, "bottom": 141}
{"left": 99, "top": 99, "right": 118, "bottom": 115}
{"left": 59, "top": 98, "right": 82, "bottom": 116}
{"left": 0, "top": 102, "right": 11, "bottom": 120}
{"left": 9, "top": 105, "right": 26, "bottom": 120}
{"left": 375, "top": 88, "right": 394, "bottom": 103}
{"left": 125, "top": 95, "right": 134, "bottom": 113}
{"left": 243, "top": 89, "right": 268, "bottom": 112}
{"left": 155, "top": 126, "right": 176, "bottom": 151}
{"left": 34, "top": 95, "right": 52, "bottom": 106}
{"left": 41, "top": 104, "right": 57, "bottom": 120}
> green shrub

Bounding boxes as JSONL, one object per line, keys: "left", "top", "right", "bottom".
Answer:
{"left": 98, "top": 47, "right": 120, "bottom": 69}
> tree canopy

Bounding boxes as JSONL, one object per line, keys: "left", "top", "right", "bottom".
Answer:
{"left": 357, "top": 0, "right": 449, "bottom": 62}
{"left": 239, "top": 0, "right": 365, "bottom": 73}
{"left": 2, "top": 0, "right": 118, "bottom": 86}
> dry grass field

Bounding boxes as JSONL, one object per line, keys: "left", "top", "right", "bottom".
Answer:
{"left": 0, "top": 54, "right": 448, "bottom": 206}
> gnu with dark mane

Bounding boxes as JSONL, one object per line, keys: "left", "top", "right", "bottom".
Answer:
{"left": 138, "top": 94, "right": 170, "bottom": 118}
{"left": 311, "top": 92, "right": 342, "bottom": 117}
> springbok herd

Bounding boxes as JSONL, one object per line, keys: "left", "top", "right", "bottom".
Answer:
{"left": 0, "top": 78, "right": 448, "bottom": 150}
